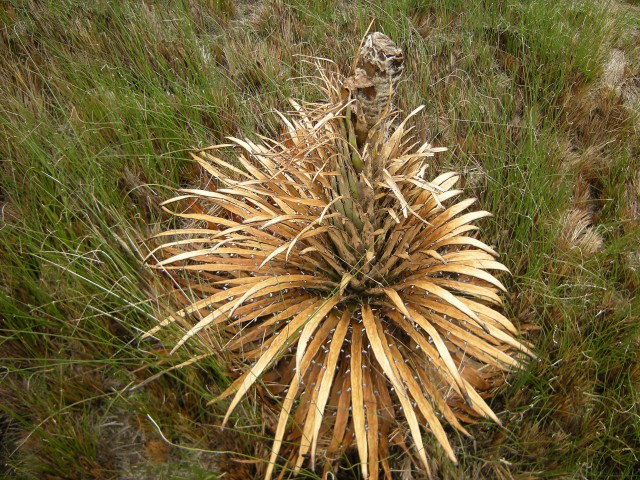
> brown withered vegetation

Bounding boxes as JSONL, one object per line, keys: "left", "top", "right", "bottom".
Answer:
{"left": 147, "top": 35, "right": 535, "bottom": 479}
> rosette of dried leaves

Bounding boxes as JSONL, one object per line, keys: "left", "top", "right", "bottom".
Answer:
{"left": 146, "top": 33, "right": 534, "bottom": 480}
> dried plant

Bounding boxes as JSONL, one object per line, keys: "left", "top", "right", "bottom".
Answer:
{"left": 558, "top": 207, "right": 603, "bottom": 257}
{"left": 146, "top": 33, "right": 534, "bottom": 480}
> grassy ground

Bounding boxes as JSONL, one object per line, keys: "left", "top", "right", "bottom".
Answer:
{"left": 1, "top": 0, "right": 639, "bottom": 478}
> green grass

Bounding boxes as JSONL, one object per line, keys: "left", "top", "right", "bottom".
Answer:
{"left": 1, "top": 0, "right": 639, "bottom": 478}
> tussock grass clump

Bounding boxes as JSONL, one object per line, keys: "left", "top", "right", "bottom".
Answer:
{"left": 148, "top": 36, "right": 534, "bottom": 479}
